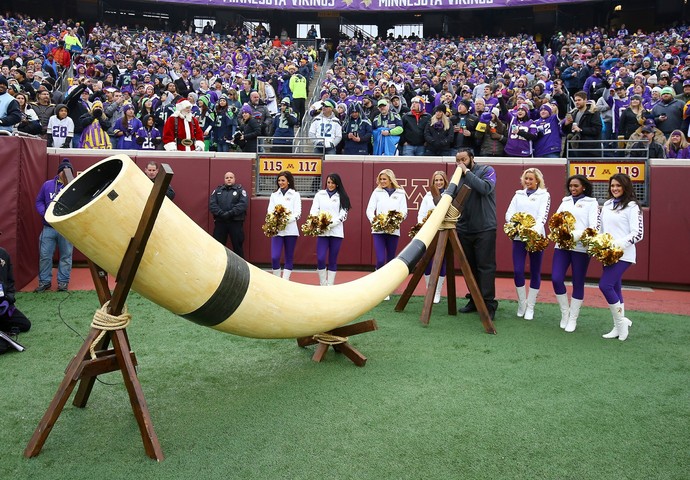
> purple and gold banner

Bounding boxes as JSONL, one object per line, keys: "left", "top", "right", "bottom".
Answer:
{"left": 153, "top": 0, "right": 590, "bottom": 11}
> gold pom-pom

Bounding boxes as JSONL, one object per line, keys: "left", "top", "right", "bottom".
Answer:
{"left": 409, "top": 209, "right": 433, "bottom": 238}
{"left": 373, "top": 210, "right": 404, "bottom": 234}
{"left": 547, "top": 211, "right": 576, "bottom": 250}
{"left": 301, "top": 212, "right": 333, "bottom": 236}
{"left": 584, "top": 232, "right": 624, "bottom": 266}
{"left": 522, "top": 228, "right": 550, "bottom": 252}
{"left": 504, "top": 212, "right": 537, "bottom": 239}
{"left": 262, "top": 204, "right": 291, "bottom": 237}
{"left": 580, "top": 228, "right": 598, "bottom": 247}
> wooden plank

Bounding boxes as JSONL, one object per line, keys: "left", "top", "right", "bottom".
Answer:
{"left": 395, "top": 235, "right": 438, "bottom": 312}
{"left": 311, "top": 343, "right": 330, "bottom": 363}
{"left": 447, "top": 232, "right": 496, "bottom": 334}
{"left": 112, "top": 330, "right": 164, "bottom": 461}
{"left": 24, "top": 328, "right": 102, "bottom": 458}
{"left": 334, "top": 343, "right": 367, "bottom": 367}
{"left": 79, "top": 352, "right": 138, "bottom": 378}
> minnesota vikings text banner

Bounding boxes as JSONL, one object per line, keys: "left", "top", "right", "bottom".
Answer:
{"left": 161, "top": 0, "right": 590, "bottom": 11}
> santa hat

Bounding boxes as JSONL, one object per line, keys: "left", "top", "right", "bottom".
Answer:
{"left": 176, "top": 99, "right": 193, "bottom": 112}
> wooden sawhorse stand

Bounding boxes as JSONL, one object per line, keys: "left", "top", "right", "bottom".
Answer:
{"left": 296, "top": 319, "right": 378, "bottom": 367}
{"left": 24, "top": 165, "right": 174, "bottom": 461}
{"left": 395, "top": 186, "right": 496, "bottom": 334}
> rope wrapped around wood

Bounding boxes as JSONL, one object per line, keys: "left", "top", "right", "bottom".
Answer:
{"left": 312, "top": 333, "right": 348, "bottom": 345}
{"left": 89, "top": 300, "right": 132, "bottom": 359}
{"left": 440, "top": 204, "right": 461, "bottom": 230}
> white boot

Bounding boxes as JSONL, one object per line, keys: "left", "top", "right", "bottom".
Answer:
{"left": 326, "top": 271, "right": 337, "bottom": 286}
{"left": 565, "top": 298, "right": 582, "bottom": 333}
{"left": 282, "top": 269, "right": 292, "bottom": 281}
{"left": 604, "top": 302, "right": 632, "bottom": 340}
{"left": 434, "top": 277, "right": 445, "bottom": 304}
{"left": 424, "top": 275, "right": 430, "bottom": 288}
{"left": 317, "top": 269, "right": 327, "bottom": 286}
{"left": 516, "top": 285, "right": 527, "bottom": 317}
{"left": 556, "top": 294, "right": 570, "bottom": 329}
{"left": 272, "top": 269, "right": 281, "bottom": 277}
{"left": 524, "top": 288, "right": 539, "bottom": 320}
{"left": 602, "top": 303, "right": 632, "bottom": 338}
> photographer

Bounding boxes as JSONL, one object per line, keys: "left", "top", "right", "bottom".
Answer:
{"left": 272, "top": 98, "right": 298, "bottom": 153}
{"left": 237, "top": 104, "right": 261, "bottom": 153}
{"left": 0, "top": 247, "right": 31, "bottom": 354}
{"left": 14, "top": 92, "right": 42, "bottom": 135}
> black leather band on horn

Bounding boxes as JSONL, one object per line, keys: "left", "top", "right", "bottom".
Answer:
{"left": 181, "top": 249, "right": 250, "bottom": 327}
{"left": 397, "top": 239, "right": 427, "bottom": 273}
{"left": 444, "top": 183, "right": 459, "bottom": 199}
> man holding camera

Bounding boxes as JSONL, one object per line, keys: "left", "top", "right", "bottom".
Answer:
{"left": 209, "top": 172, "right": 249, "bottom": 259}
{"left": 0, "top": 247, "right": 31, "bottom": 354}
{"left": 272, "top": 97, "right": 298, "bottom": 153}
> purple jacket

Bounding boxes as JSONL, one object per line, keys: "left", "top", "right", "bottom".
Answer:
{"left": 35, "top": 177, "right": 64, "bottom": 226}
{"left": 666, "top": 145, "right": 690, "bottom": 159}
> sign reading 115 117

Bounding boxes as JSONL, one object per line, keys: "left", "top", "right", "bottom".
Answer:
{"left": 259, "top": 156, "right": 322, "bottom": 175}
{"left": 568, "top": 161, "right": 646, "bottom": 182}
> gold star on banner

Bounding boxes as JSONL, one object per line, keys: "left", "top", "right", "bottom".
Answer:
{"left": 361, "top": 0, "right": 371, "bottom": 7}
{"left": 343, "top": 0, "right": 353, "bottom": 5}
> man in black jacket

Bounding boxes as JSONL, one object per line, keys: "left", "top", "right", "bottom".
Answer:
{"left": 452, "top": 99, "right": 478, "bottom": 153}
{"left": 0, "top": 247, "right": 31, "bottom": 354}
{"left": 209, "top": 172, "right": 249, "bottom": 259}
{"left": 455, "top": 149, "right": 498, "bottom": 320}
{"left": 563, "top": 91, "right": 602, "bottom": 157}
{"left": 399, "top": 97, "right": 430, "bottom": 156}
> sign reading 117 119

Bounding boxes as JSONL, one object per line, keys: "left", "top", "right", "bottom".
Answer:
{"left": 259, "top": 155, "right": 322, "bottom": 175}
{"left": 568, "top": 161, "right": 646, "bottom": 182}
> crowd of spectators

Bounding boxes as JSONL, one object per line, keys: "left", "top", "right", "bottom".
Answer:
{"left": 1, "top": 12, "right": 690, "bottom": 158}
{"left": 0, "top": 13, "right": 316, "bottom": 151}
{"left": 309, "top": 23, "right": 690, "bottom": 158}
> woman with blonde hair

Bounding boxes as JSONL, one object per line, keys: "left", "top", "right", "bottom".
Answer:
{"left": 618, "top": 94, "right": 646, "bottom": 140}
{"left": 366, "top": 169, "right": 408, "bottom": 299}
{"left": 505, "top": 168, "right": 550, "bottom": 320}
{"left": 424, "top": 105, "right": 454, "bottom": 156}
{"left": 418, "top": 171, "right": 448, "bottom": 303}
{"left": 664, "top": 130, "right": 690, "bottom": 159}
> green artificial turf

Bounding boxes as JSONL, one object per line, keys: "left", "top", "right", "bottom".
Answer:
{"left": 3, "top": 291, "right": 689, "bottom": 479}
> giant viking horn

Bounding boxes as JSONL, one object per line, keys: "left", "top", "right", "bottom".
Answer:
{"left": 46, "top": 154, "right": 463, "bottom": 339}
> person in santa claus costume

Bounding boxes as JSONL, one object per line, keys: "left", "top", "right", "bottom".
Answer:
{"left": 162, "top": 98, "right": 205, "bottom": 151}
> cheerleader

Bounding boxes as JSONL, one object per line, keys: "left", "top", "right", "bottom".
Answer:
{"left": 267, "top": 171, "right": 302, "bottom": 281}
{"left": 598, "top": 174, "right": 643, "bottom": 341}
{"left": 418, "top": 171, "right": 448, "bottom": 303}
{"left": 366, "top": 169, "right": 408, "bottom": 299}
{"left": 551, "top": 175, "right": 599, "bottom": 332}
{"left": 310, "top": 173, "right": 351, "bottom": 286}
{"left": 505, "top": 168, "right": 551, "bottom": 320}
